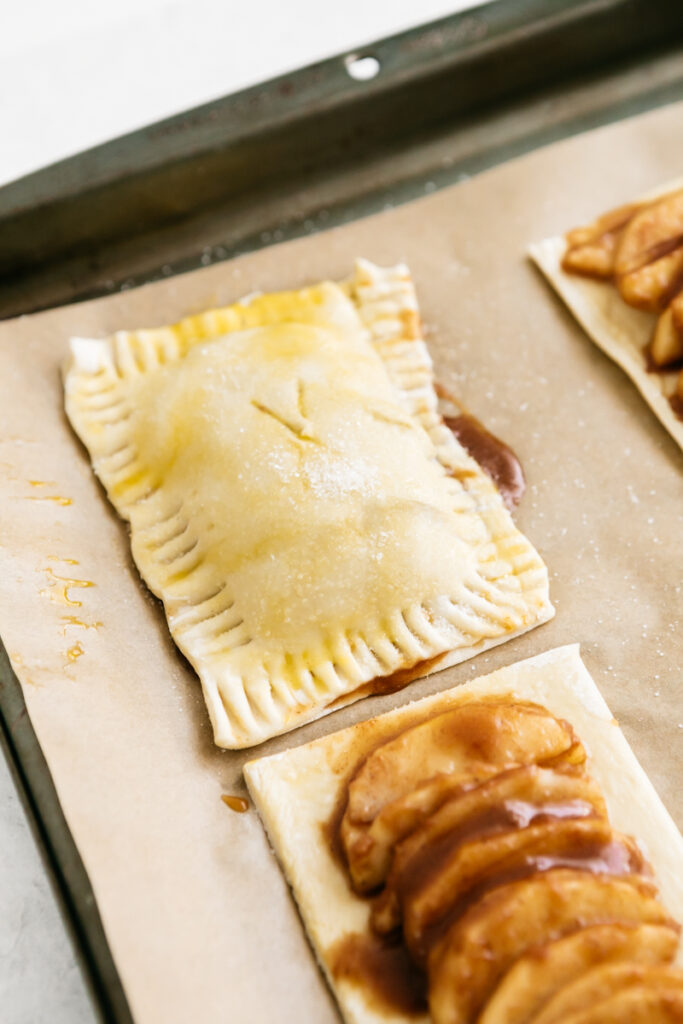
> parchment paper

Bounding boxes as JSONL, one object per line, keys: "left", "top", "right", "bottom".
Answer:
{"left": 1, "top": 100, "right": 682, "bottom": 1024}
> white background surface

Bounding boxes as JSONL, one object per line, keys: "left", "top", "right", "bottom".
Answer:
{"left": 1, "top": 3, "right": 485, "bottom": 1021}
{"left": 1, "top": 0, "right": 486, "bottom": 188}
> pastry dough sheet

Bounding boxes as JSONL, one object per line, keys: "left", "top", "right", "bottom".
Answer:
{"left": 0, "top": 101, "right": 681, "bottom": 1024}
{"left": 529, "top": 176, "right": 683, "bottom": 451}
{"left": 245, "top": 644, "right": 683, "bottom": 1024}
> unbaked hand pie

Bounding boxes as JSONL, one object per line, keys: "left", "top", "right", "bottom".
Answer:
{"left": 530, "top": 180, "right": 683, "bottom": 451}
{"left": 64, "top": 259, "right": 552, "bottom": 748}
{"left": 245, "top": 645, "right": 683, "bottom": 1024}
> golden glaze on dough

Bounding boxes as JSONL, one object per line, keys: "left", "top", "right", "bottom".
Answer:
{"left": 64, "top": 260, "right": 552, "bottom": 747}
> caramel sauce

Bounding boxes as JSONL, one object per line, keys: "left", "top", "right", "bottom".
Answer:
{"left": 329, "top": 931, "right": 426, "bottom": 1017}
{"left": 40, "top": 567, "right": 95, "bottom": 608}
{"left": 444, "top": 414, "right": 526, "bottom": 510}
{"left": 670, "top": 392, "right": 683, "bottom": 422}
{"left": 27, "top": 495, "right": 72, "bottom": 506}
{"left": 66, "top": 642, "right": 84, "bottom": 664}
{"left": 396, "top": 799, "right": 598, "bottom": 910}
{"left": 222, "top": 795, "right": 249, "bottom": 813}
{"left": 408, "top": 838, "right": 643, "bottom": 965}
{"left": 60, "top": 615, "right": 102, "bottom": 636}
{"left": 325, "top": 654, "right": 447, "bottom": 713}
{"left": 433, "top": 383, "right": 525, "bottom": 509}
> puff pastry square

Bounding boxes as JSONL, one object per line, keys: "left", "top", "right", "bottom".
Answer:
{"left": 244, "top": 645, "right": 683, "bottom": 1024}
{"left": 530, "top": 179, "right": 683, "bottom": 452}
{"left": 64, "top": 260, "right": 552, "bottom": 748}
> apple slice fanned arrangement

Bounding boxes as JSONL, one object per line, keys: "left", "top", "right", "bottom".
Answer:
{"left": 339, "top": 701, "right": 680, "bottom": 1024}
{"left": 562, "top": 188, "right": 683, "bottom": 380}
{"left": 245, "top": 649, "right": 683, "bottom": 1024}
{"left": 530, "top": 182, "right": 683, "bottom": 450}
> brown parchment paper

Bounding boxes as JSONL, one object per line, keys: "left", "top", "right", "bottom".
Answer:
{"left": 1, "top": 101, "right": 682, "bottom": 1024}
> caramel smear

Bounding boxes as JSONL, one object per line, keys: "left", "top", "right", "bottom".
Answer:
{"left": 26, "top": 480, "right": 72, "bottom": 505}
{"left": 40, "top": 567, "right": 95, "bottom": 608}
{"left": 66, "top": 642, "right": 84, "bottom": 664}
{"left": 26, "top": 495, "right": 72, "bottom": 506}
{"left": 60, "top": 615, "right": 102, "bottom": 636}
{"left": 222, "top": 795, "right": 249, "bottom": 813}
{"left": 435, "top": 383, "right": 525, "bottom": 509}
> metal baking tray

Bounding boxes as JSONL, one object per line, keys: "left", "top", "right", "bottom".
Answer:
{"left": 1, "top": 0, "right": 682, "bottom": 1020}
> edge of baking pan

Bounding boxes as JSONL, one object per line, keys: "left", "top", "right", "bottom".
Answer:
{"left": 1, "top": 0, "right": 683, "bottom": 284}
{"left": 0, "top": 640, "right": 135, "bottom": 1024}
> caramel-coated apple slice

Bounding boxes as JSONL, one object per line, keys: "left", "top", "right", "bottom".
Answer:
{"left": 615, "top": 190, "right": 683, "bottom": 311}
{"left": 532, "top": 962, "right": 683, "bottom": 1024}
{"left": 556, "top": 985, "right": 683, "bottom": 1024}
{"left": 562, "top": 203, "right": 640, "bottom": 279}
{"left": 341, "top": 701, "right": 584, "bottom": 891}
{"left": 615, "top": 190, "right": 683, "bottom": 275}
{"left": 650, "top": 306, "right": 683, "bottom": 368}
{"left": 617, "top": 249, "right": 683, "bottom": 312}
{"left": 479, "top": 922, "right": 680, "bottom": 1024}
{"left": 402, "top": 820, "right": 639, "bottom": 961}
{"left": 371, "top": 764, "right": 606, "bottom": 932}
{"left": 427, "top": 869, "right": 668, "bottom": 1024}
{"left": 347, "top": 763, "right": 502, "bottom": 893}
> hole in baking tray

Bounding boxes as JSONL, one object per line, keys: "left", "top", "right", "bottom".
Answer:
{"left": 344, "top": 54, "right": 381, "bottom": 81}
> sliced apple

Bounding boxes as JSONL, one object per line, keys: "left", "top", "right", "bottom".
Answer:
{"left": 348, "top": 763, "right": 502, "bottom": 893}
{"left": 532, "top": 962, "right": 683, "bottom": 1024}
{"left": 554, "top": 985, "right": 683, "bottom": 1024}
{"left": 481, "top": 921, "right": 679, "bottom": 1024}
{"left": 615, "top": 191, "right": 683, "bottom": 275}
{"left": 341, "top": 701, "right": 584, "bottom": 889}
{"left": 562, "top": 203, "right": 640, "bottom": 279}
{"left": 614, "top": 190, "right": 683, "bottom": 311}
{"left": 617, "top": 248, "right": 683, "bottom": 312}
{"left": 650, "top": 307, "right": 683, "bottom": 368}
{"left": 371, "top": 764, "right": 606, "bottom": 934}
{"left": 670, "top": 290, "right": 683, "bottom": 335}
{"left": 479, "top": 922, "right": 680, "bottom": 1024}
{"left": 427, "top": 869, "right": 667, "bottom": 1024}
{"left": 402, "top": 817, "right": 634, "bottom": 961}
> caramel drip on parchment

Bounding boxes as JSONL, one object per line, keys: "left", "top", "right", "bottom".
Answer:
{"left": 60, "top": 615, "right": 102, "bottom": 636}
{"left": 26, "top": 480, "right": 72, "bottom": 505}
{"left": 222, "top": 795, "right": 250, "bottom": 813}
{"left": 40, "top": 567, "right": 95, "bottom": 608}
{"left": 66, "top": 643, "right": 84, "bottom": 664}
{"left": 26, "top": 495, "right": 73, "bottom": 506}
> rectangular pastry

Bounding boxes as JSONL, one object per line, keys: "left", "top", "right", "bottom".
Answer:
{"left": 64, "top": 259, "right": 552, "bottom": 749}
{"left": 530, "top": 179, "right": 683, "bottom": 451}
{"left": 245, "top": 644, "right": 683, "bottom": 1024}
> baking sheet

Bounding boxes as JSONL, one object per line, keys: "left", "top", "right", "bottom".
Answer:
{"left": 0, "top": 99, "right": 682, "bottom": 1024}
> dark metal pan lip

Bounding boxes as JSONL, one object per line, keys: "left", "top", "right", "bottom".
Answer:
{"left": 1, "top": 0, "right": 683, "bottom": 286}
{"left": 0, "top": 640, "right": 134, "bottom": 1024}
{"left": 1, "top": 2, "right": 683, "bottom": 1022}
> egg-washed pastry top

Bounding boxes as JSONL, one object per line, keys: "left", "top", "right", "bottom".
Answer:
{"left": 63, "top": 259, "right": 553, "bottom": 748}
